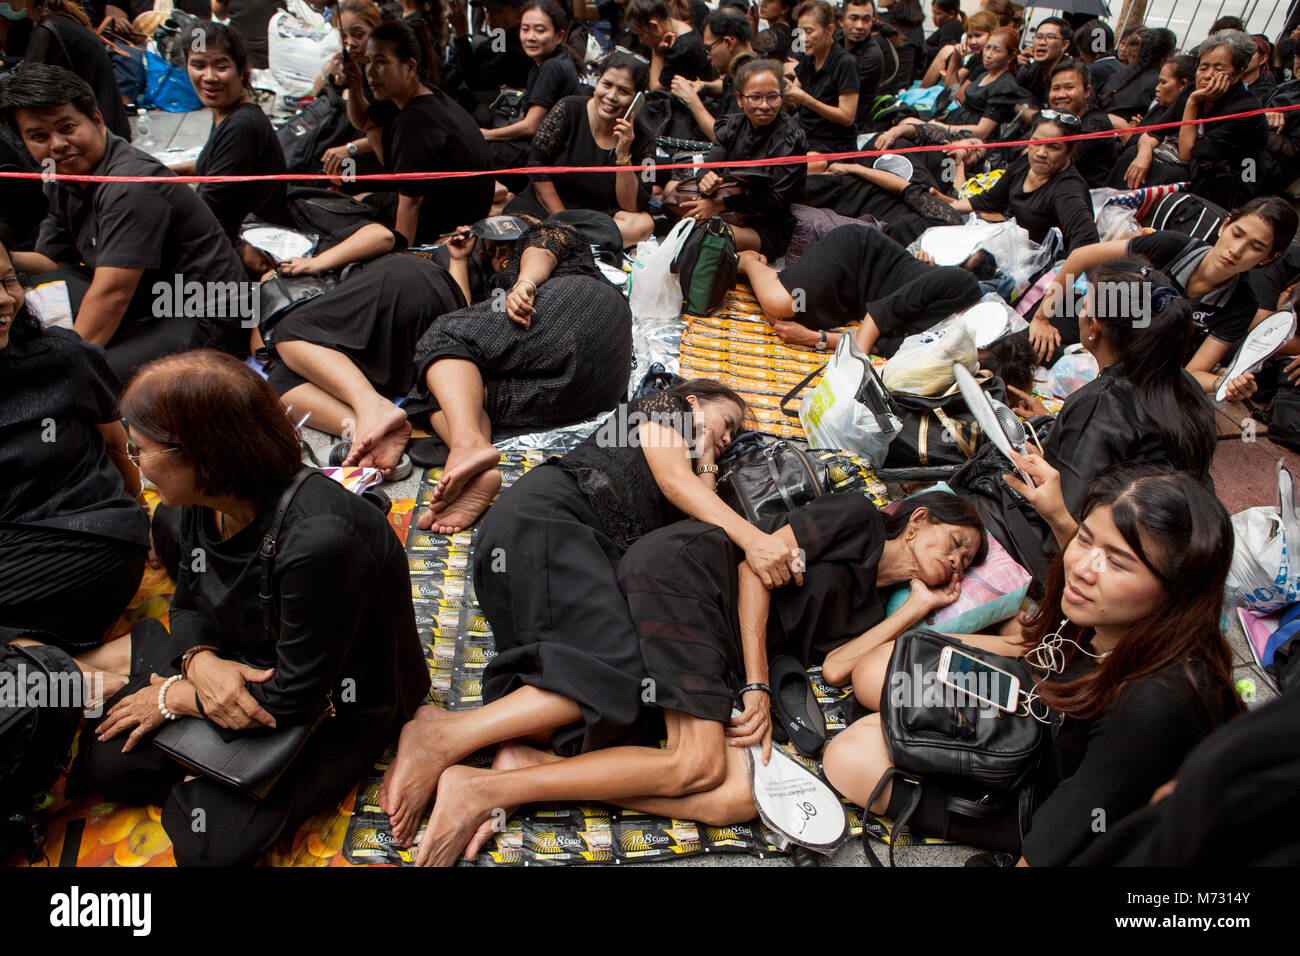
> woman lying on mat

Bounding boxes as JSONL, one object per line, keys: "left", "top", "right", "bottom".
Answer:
{"left": 737, "top": 223, "right": 988, "bottom": 356}
{"left": 405, "top": 219, "right": 633, "bottom": 534}
{"left": 663, "top": 57, "right": 807, "bottom": 258}
{"left": 822, "top": 464, "right": 1241, "bottom": 866}
{"left": 256, "top": 223, "right": 465, "bottom": 478}
{"left": 74, "top": 351, "right": 429, "bottom": 867}
{"left": 399, "top": 490, "right": 985, "bottom": 866}
{"left": 380, "top": 379, "right": 812, "bottom": 863}
{"left": 0, "top": 231, "right": 151, "bottom": 653}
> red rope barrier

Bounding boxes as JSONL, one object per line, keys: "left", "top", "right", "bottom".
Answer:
{"left": 1, "top": 100, "right": 1296, "bottom": 184}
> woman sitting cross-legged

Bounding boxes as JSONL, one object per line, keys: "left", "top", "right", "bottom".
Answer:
{"left": 397, "top": 489, "right": 986, "bottom": 866}
{"left": 379, "top": 378, "right": 811, "bottom": 863}
{"left": 72, "top": 350, "right": 429, "bottom": 867}
{"left": 257, "top": 223, "right": 467, "bottom": 478}
{"left": 664, "top": 57, "right": 808, "bottom": 258}
{"left": 406, "top": 219, "right": 634, "bottom": 534}
{"left": 822, "top": 463, "right": 1241, "bottom": 866}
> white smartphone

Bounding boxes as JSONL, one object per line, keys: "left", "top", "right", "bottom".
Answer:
{"left": 624, "top": 92, "right": 645, "bottom": 122}
{"left": 937, "top": 646, "right": 1021, "bottom": 714}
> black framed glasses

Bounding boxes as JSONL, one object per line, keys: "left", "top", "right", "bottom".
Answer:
{"left": 742, "top": 92, "right": 784, "bottom": 105}
{"left": 704, "top": 37, "right": 725, "bottom": 53}
{"left": 0, "top": 271, "right": 28, "bottom": 293}
{"left": 1037, "top": 108, "right": 1081, "bottom": 128}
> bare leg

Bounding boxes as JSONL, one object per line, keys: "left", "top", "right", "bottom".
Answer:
{"left": 380, "top": 686, "right": 582, "bottom": 842}
{"left": 850, "top": 642, "right": 896, "bottom": 710}
{"left": 416, "top": 711, "right": 727, "bottom": 866}
{"left": 417, "top": 358, "right": 501, "bottom": 532}
{"left": 855, "top": 313, "right": 882, "bottom": 356}
{"left": 11, "top": 635, "right": 131, "bottom": 710}
{"left": 615, "top": 743, "right": 756, "bottom": 826}
{"left": 275, "top": 340, "right": 410, "bottom": 473}
{"left": 279, "top": 383, "right": 355, "bottom": 440}
{"left": 738, "top": 252, "right": 797, "bottom": 320}
{"left": 614, "top": 211, "right": 655, "bottom": 247}
{"left": 822, "top": 713, "right": 894, "bottom": 812}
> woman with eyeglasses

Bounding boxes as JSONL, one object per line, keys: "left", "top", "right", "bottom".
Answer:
{"left": 0, "top": 230, "right": 151, "bottom": 653}
{"left": 68, "top": 349, "right": 429, "bottom": 867}
{"left": 666, "top": 58, "right": 807, "bottom": 258}
{"left": 1174, "top": 29, "right": 1269, "bottom": 209}
{"left": 504, "top": 51, "right": 656, "bottom": 249}
{"left": 935, "top": 110, "right": 1099, "bottom": 254}
{"left": 822, "top": 462, "right": 1240, "bottom": 867}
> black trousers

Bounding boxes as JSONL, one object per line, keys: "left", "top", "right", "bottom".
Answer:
{"left": 71, "top": 622, "right": 376, "bottom": 867}
{"left": 0, "top": 526, "right": 146, "bottom": 651}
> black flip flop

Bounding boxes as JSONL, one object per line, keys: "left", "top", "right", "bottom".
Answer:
{"left": 769, "top": 655, "right": 828, "bottom": 757}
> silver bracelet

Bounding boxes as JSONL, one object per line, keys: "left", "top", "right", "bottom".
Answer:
{"left": 157, "top": 674, "right": 183, "bottom": 721}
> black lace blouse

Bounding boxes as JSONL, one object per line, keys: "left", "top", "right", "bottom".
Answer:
{"left": 557, "top": 390, "right": 695, "bottom": 552}
{"left": 491, "top": 221, "right": 608, "bottom": 293}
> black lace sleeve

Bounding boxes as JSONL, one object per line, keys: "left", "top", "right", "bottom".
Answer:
{"left": 529, "top": 99, "right": 572, "bottom": 181}
{"left": 630, "top": 390, "right": 694, "bottom": 439}
{"left": 491, "top": 221, "right": 604, "bottom": 290}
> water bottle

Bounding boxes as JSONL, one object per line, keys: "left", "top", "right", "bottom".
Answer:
{"left": 136, "top": 108, "right": 154, "bottom": 148}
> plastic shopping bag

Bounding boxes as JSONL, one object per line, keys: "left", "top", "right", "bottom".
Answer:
{"left": 267, "top": 0, "right": 340, "bottom": 99}
{"left": 881, "top": 317, "right": 977, "bottom": 398}
{"left": 628, "top": 218, "right": 693, "bottom": 324}
{"left": 1227, "top": 460, "right": 1300, "bottom": 613}
{"left": 787, "top": 333, "right": 902, "bottom": 467}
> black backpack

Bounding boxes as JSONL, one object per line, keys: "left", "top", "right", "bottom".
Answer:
{"left": 1147, "top": 192, "right": 1229, "bottom": 242}
{"left": 1, "top": 633, "right": 83, "bottom": 864}
{"left": 277, "top": 85, "right": 358, "bottom": 175}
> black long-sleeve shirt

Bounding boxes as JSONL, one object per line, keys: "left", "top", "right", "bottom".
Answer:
{"left": 704, "top": 111, "right": 807, "bottom": 222}
{"left": 166, "top": 473, "right": 429, "bottom": 753}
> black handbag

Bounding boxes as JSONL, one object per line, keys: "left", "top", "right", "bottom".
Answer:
{"left": 883, "top": 374, "right": 1007, "bottom": 469}
{"left": 717, "top": 432, "right": 831, "bottom": 522}
{"left": 488, "top": 87, "right": 526, "bottom": 128}
{"left": 257, "top": 270, "right": 340, "bottom": 343}
{"left": 863, "top": 628, "right": 1043, "bottom": 866}
{"left": 152, "top": 470, "right": 339, "bottom": 800}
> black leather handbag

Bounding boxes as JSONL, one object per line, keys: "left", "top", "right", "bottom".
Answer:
{"left": 257, "top": 271, "right": 339, "bottom": 341}
{"left": 717, "top": 432, "right": 831, "bottom": 522}
{"left": 152, "top": 470, "right": 340, "bottom": 800}
{"left": 863, "top": 628, "right": 1043, "bottom": 866}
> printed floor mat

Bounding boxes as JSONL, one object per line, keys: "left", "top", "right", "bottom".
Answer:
{"left": 8, "top": 492, "right": 417, "bottom": 869}
{"left": 342, "top": 454, "right": 947, "bottom": 866}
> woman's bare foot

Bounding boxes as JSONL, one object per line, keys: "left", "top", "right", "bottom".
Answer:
{"left": 379, "top": 705, "right": 461, "bottom": 844}
{"left": 343, "top": 398, "right": 409, "bottom": 471}
{"left": 415, "top": 764, "right": 502, "bottom": 867}
{"left": 418, "top": 467, "right": 502, "bottom": 534}
{"left": 430, "top": 443, "right": 501, "bottom": 506}
{"left": 366, "top": 415, "right": 412, "bottom": 475}
{"left": 462, "top": 741, "right": 561, "bottom": 858}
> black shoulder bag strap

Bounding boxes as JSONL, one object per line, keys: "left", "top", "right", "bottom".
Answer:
{"left": 861, "top": 767, "right": 924, "bottom": 868}
{"left": 258, "top": 467, "right": 318, "bottom": 643}
{"left": 780, "top": 365, "right": 825, "bottom": 418}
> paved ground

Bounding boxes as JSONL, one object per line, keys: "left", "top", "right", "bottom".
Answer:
{"left": 148, "top": 106, "right": 1279, "bottom": 867}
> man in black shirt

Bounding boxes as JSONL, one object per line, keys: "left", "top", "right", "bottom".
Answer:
{"left": 675, "top": 9, "right": 758, "bottom": 137}
{"left": 839, "top": 0, "right": 894, "bottom": 129}
{"left": 1, "top": 66, "right": 249, "bottom": 382}
{"left": 1016, "top": 15, "right": 1070, "bottom": 107}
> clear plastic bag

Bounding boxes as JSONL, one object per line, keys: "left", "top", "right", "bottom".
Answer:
{"left": 627, "top": 219, "right": 692, "bottom": 325}
{"left": 1227, "top": 461, "right": 1300, "bottom": 613}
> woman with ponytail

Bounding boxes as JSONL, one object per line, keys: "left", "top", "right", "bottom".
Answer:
{"left": 22, "top": 0, "right": 131, "bottom": 140}
{"left": 823, "top": 462, "right": 1241, "bottom": 865}
{"left": 1016, "top": 259, "right": 1218, "bottom": 516}
{"left": 345, "top": 19, "right": 493, "bottom": 245}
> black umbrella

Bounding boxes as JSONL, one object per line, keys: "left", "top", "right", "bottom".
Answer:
{"left": 1020, "top": 0, "right": 1112, "bottom": 16}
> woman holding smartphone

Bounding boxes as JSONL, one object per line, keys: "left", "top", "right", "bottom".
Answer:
{"left": 505, "top": 52, "right": 656, "bottom": 248}
{"left": 822, "top": 462, "right": 1241, "bottom": 866}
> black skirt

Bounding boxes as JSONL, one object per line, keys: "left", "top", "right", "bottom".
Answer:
{"left": 264, "top": 255, "right": 466, "bottom": 398}
{"left": 408, "top": 274, "right": 632, "bottom": 428}
{"left": 475, "top": 465, "right": 650, "bottom": 756}
{"left": 617, "top": 520, "right": 745, "bottom": 723}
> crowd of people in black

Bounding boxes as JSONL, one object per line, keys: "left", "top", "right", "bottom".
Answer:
{"left": 3, "top": 0, "right": 1300, "bottom": 869}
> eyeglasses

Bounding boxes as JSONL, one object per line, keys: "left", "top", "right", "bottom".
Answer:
{"left": 0, "top": 272, "right": 28, "bottom": 292}
{"left": 704, "top": 37, "right": 725, "bottom": 53}
{"left": 1037, "top": 108, "right": 1081, "bottom": 127}
{"left": 124, "top": 438, "right": 179, "bottom": 467}
{"left": 1035, "top": 32, "right": 1065, "bottom": 42}
{"left": 742, "top": 92, "right": 784, "bottom": 105}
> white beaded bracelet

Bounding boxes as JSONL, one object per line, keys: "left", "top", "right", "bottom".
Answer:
{"left": 157, "top": 674, "right": 183, "bottom": 721}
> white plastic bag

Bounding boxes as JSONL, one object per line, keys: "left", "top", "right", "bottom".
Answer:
{"left": 881, "top": 318, "right": 977, "bottom": 397}
{"left": 1227, "top": 460, "right": 1300, "bottom": 613}
{"left": 628, "top": 218, "right": 692, "bottom": 324}
{"left": 267, "top": 0, "right": 340, "bottom": 99}
{"left": 907, "top": 216, "right": 1060, "bottom": 290}
{"left": 799, "top": 333, "right": 902, "bottom": 467}
{"left": 950, "top": 292, "right": 1028, "bottom": 348}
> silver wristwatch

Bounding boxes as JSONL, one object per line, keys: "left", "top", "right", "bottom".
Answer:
{"left": 346, "top": 141, "right": 359, "bottom": 157}
{"left": 815, "top": 331, "right": 828, "bottom": 352}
